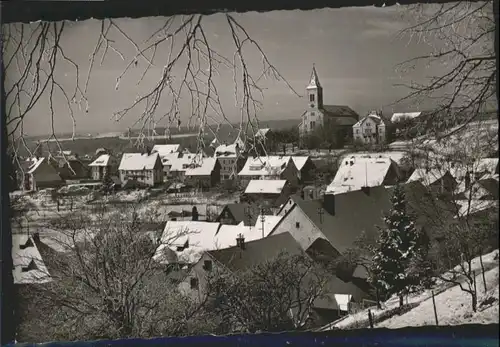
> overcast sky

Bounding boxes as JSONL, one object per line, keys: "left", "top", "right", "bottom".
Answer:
{"left": 6, "top": 5, "right": 448, "bottom": 136}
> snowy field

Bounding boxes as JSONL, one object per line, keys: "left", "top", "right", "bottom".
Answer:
{"left": 319, "top": 249, "right": 499, "bottom": 330}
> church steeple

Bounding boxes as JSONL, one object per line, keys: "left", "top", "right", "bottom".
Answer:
{"left": 306, "top": 64, "right": 323, "bottom": 109}
{"left": 307, "top": 64, "right": 321, "bottom": 89}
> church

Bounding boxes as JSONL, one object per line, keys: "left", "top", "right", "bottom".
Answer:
{"left": 299, "top": 65, "right": 360, "bottom": 137}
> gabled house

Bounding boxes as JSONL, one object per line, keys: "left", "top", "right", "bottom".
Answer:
{"left": 118, "top": 152, "right": 163, "bottom": 187}
{"left": 12, "top": 234, "right": 51, "bottom": 285}
{"left": 184, "top": 158, "right": 221, "bottom": 189}
{"left": 271, "top": 182, "right": 452, "bottom": 257}
{"left": 179, "top": 232, "right": 370, "bottom": 327}
{"left": 56, "top": 155, "right": 90, "bottom": 180}
{"left": 238, "top": 156, "right": 299, "bottom": 188}
{"left": 152, "top": 144, "right": 182, "bottom": 157}
{"left": 326, "top": 155, "right": 402, "bottom": 195}
{"left": 215, "top": 203, "right": 273, "bottom": 226}
{"left": 352, "top": 111, "right": 387, "bottom": 145}
{"left": 243, "top": 179, "right": 290, "bottom": 207}
{"left": 19, "top": 157, "right": 63, "bottom": 191}
{"left": 88, "top": 154, "right": 114, "bottom": 181}
{"left": 153, "top": 220, "right": 264, "bottom": 266}
{"left": 292, "top": 156, "right": 315, "bottom": 183}
{"left": 214, "top": 143, "right": 245, "bottom": 181}
{"left": 407, "top": 168, "right": 457, "bottom": 197}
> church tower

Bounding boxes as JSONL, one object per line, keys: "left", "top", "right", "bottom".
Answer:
{"left": 306, "top": 64, "right": 323, "bottom": 110}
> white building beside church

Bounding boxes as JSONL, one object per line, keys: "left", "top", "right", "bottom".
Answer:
{"left": 352, "top": 111, "right": 387, "bottom": 145}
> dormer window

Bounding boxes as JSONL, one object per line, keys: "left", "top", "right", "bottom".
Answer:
{"left": 21, "top": 259, "right": 38, "bottom": 272}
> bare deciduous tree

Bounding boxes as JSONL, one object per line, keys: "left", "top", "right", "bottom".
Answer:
{"left": 2, "top": 15, "right": 299, "bottom": 168}
{"left": 395, "top": 1, "right": 496, "bottom": 137}
{"left": 17, "top": 203, "right": 213, "bottom": 342}
{"left": 205, "top": 251, "right": 330, "bottom": 333}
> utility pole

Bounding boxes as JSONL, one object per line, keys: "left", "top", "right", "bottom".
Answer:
{"left": 317, "top": 207, "right": 324, "bottom": 224}
{"left": 260, "top": 208, "right": 266, "bottom": 238}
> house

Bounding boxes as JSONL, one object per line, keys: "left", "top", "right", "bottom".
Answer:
{"left": 407, "top": 168, "right": 457, "bottom": 197}
{"left": 20, "top": 157, "right": 63, "bottom": 191}
{"left": 271, "top": 181, "right": 452, "bottom": 255}
{"left": 168, "top": 152, "right": 205, "bottom": 180}
{"left": 292, "top": 156, "right": 315, "bottom": 183}
{"left": 88, "top": 154, "right": 114, "bottom": 181}
{"left": 238, "top": 156, "right": 299, "bottom": 188}
{"left": 12, "top": 234, "right": 51, "bottom": 284}
{"left": 184, "top": 158, "right": 221, "bottom": 189}
{"left": 153, "top": 220, "right": 264, "bottom": 265}
{"left": 243, "top": 179, "right": 290, "bottom": 207}
{"left": 299, "top": 65, "right": 359, "bottom": 137}
{"left": 56, "top": 155, "right": 90, "bottom": 180}
{"left": 152, "top": 144, "right": 182, "bottom": 156}
{"left": 215, "top": 203, "right": 272, "bottom": 226}
{"left": 214, "top": 143, "right": 245, "bottom": 181}
{"left": 352, "top": 111, "right": 387, "bottom": 145}
{"left": 325, "top": 155, "right": 402, "bottom": 195}
{"left": 179, "top": 232, "right": 370, "bottom": 327}
{"left": 118, "top": 152, "right": 163, "bottom": 187}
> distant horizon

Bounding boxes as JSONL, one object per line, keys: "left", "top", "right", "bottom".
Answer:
{"left": 5, "top": 5, "right": 494, "bottom": 137}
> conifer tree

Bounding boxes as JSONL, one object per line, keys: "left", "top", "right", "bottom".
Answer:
{"left": 370, "top": 184, "right": 431, "bottom": 307}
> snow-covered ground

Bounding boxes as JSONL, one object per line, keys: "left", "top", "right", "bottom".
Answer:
{"left": 319, "top": 249, "right": 499, "bottom": 331}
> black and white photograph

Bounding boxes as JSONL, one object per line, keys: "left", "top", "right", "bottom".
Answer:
{"left": 1, "top": 1, "right": 498, "bottom": 344}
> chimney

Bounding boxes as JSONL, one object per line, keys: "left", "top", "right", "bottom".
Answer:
{"left": 236, "top": 233, "right": 246, "bottom": 250}
{"left": 361, "top": 186, "right": 370, "bottom": 196}
{"left": 323, "top": 193, "right": 335, "bottom": 216}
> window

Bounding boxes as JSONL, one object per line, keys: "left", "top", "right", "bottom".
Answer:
{"left": 311, "top": 112, "right": 315, "bottom": 117}
{"left": 190, "top": 277, "right": 199, "bottom": 289}
{"left": 203, "top": 260, "right": 213, "bottom": 271}
{"left": 356, "top": 129, "right": 359, "bottom": 134}
{"left": 295, "top": 222, "right": 300, "bottom": 228}
{"left": 309, "top": 94, "right": 315, "bottom": 102}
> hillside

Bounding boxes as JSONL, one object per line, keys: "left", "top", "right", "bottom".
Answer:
{"left": 318, "top": 249, "right": 499, "bottom": 331}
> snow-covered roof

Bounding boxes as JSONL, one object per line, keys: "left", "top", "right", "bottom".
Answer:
{"left": 154, "top": 221, "right": 222, "bottom": 264}
{"left": 169, "top": 153, "right": 205, "bottom": 173}
{"left": 218, "top": 222, "right": 263, "bottom": 244}
{"left": 118, "top": 152, "right": 160, "bottom": 171}
{"left": 238, "top": 156, "right": 292, "bottom": 177}
{"left": 185, "top": 158, "right": 217, "bottom": 177}
{"left": 391, "top": 112, "right": 422, "bottom": 123}
{"left": 339, "top": 152, "right": 407, "bottom": 166}
{"left": 256, "top": 128, "right": 270, "bottom": 138}
{"left": 152, "top": 144, "right": 181, "bottom": 157}
{"left": 89, "top": 154, "right": 110, "bottom": 167}
{"left": 160, "top": 152, "right": 181, "bottom": 166}
{"left": 455, "top": 200, "right": 498, "bottom": 218}
{"left": 27, "top": 157, "right": 46, "bottom": 174}
{"left": 214, "top": 144, "right": 239, "bottom": 158}
{"left": 253, "top": 214, "right": 283, "bottom": 237}
{"left": 12, "top": 235, "right": 51, "bottom": 284}
{"left": 407, "top": 168, "right": 449, "bottom": 186}
{"left": 245, "top": 179, "right": 287, "bottom": 194}
{"left": 326, "top": 156, "right": 394, "bottom": 194}
{"left": 292, "top": 156, "right": 309, "bottom": 171}
{"left": 353, "top": 113, "right": 383, "bottom": 127}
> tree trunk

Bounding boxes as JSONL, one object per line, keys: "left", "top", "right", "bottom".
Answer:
{"left": 479, "top": 253, "right": 487, "bottom": 292}
{"left": 399, "top": 295, "right": 404, "bottom": 308}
